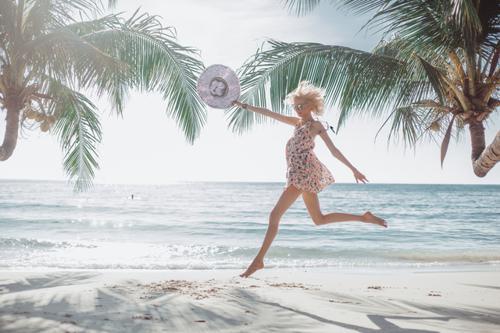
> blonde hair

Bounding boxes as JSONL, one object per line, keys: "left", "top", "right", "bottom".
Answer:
{"left": 285, "top": 81, "right": 326, "bottom": 116}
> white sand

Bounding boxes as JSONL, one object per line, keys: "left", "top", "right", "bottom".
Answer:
{"left": 1, "top": 267, "right": 499, "bottom": 332}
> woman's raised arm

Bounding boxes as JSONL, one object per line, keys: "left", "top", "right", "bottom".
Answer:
{"left": 232, "top": 101, "right": 299, "bottom": 126}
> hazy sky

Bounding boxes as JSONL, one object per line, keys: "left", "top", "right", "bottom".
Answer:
{"left": 1, "top": 0, "right": 499, "bottom": 185}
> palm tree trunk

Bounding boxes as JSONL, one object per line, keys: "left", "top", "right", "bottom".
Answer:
{"left": 469, "top": 121, "right": 500, "bottom": 177}
{"left": 0, "top": 105, "right": 21, "bottom": 161}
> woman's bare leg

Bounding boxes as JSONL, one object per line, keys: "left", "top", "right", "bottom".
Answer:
{"left": 302, "top": 192, "right": 387, "bottom": 227}
{"left": 240, "top": 185, "right": 302, "bottom": 278}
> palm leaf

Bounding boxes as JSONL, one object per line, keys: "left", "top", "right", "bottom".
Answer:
{"left": 0, "top": 0, "right": 16, "bottom": 39}
{"left": 440, "top": 114, "right": 456, "bottom": 166}
{"left": 281, "top": 0, "right": 389, "bottom": 16}
{"left": 383, "top": 106, "right": 427, "bottom": 148}
{"left": 451, "top": 0, "right": 482, "bottom": 56}
{"left": 79, "top": 10, "right": 207, "bottom": 142}
{"left": 415, "top": 56, "right": 448, "bottom": 105}
{"left": 229, "top": 39, "right": 437, "bottom": 133}
{"left": 284, "top": 1, "right": 499, "bottom": 58}
{"left": 281, "top": 0, "right": 323, "bottom": 16}
{"left": 49, "top": 81, "right": 102, "bottom": 192}
{"left": 477, "top": 1, "right": 500, "bottom": 53}
{"left": 1, "top": 1, "right": 209, "bottom": 191}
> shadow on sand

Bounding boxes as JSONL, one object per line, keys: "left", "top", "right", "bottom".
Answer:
{"left": 0, "top": 272, "right": 499, "bottom": 332}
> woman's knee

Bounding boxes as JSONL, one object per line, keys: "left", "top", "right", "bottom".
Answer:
{"left": 311, "top": 214, "right": 324, "bottom": 226}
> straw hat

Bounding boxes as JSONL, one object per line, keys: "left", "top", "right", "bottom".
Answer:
{"left": 197, "top": 64, "right": 240, "bottom": 109}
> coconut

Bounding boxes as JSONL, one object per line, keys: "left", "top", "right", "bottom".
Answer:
{"left": 40, "top": 121, "right": 50, "bottom": 132}
{"left": 47, "top": 115, "right": 57, "bottom": 125}
{"left": 34, "top": 113, "right": 45, "bottom": 122}
{"left": 430, "top": 121, "right": 440, "bottom": 132}
{"left": 25, "top": 109, "right": 37, "bottom": 120}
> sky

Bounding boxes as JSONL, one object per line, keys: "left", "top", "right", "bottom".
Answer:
{"left": 0, "top": 0, "right": 499, "bottom": 185}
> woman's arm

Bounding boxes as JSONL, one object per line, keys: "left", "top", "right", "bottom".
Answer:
{"left": 311, "top": 121, "right": 369, "bottom": 183}
{"left": 232, "top": 101, "right": 300, "bottom": 126}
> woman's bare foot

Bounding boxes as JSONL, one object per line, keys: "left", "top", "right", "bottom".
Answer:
{"left": 362, "top": 211, "right": 387, "bottom": 228}
{"left": 239, "top": 259, "right": 264, "bottom": 278}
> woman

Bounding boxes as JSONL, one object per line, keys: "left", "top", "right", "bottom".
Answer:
{"left": 232, "top": 81, "right": 387, "bottom": 278}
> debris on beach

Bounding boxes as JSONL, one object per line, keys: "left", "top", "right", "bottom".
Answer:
{"left": 367, "top": 285, "right": 382, "bottom": 290}
{"left": 267, "top": 282, "right": 313, "bottom": 290}
{"left": 132, "top": 313, "right": 154, "bottom": 320}
{"left": 428, "top": 291, "right": 442, "bottom": 296}
{"left": 328, "top": 298, "right": 360, "bottom": 304}
{"left": 138, "top": 280, "right": 223, "bottom": 300}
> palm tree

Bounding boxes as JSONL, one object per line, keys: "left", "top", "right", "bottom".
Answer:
{"left": 228, "top": 0, "right": 499, "bottom": 177}
{"left": 0, "top": 0, "right": 206, "bottom": 190}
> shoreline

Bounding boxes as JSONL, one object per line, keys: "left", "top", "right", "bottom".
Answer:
{"left": 0, "top": 261, "right": 499, "bottom": 273}
{"left": 1, "top": 267, "right": 499, "bottom": 332}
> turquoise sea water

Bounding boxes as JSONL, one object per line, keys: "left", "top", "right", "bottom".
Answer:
{"left": 0, "top": 180, "right": 499, "bottom": 270}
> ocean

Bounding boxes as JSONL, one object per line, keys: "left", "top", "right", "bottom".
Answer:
{"left": 0, "top": 180, "right": 499, "bottom": 271}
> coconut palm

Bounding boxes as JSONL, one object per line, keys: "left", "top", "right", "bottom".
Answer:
{"left": 228, "top": 0, "right": 499, "bottom": 177}
{"left": 0, "top": 0, "right": 206, "bottom": 190}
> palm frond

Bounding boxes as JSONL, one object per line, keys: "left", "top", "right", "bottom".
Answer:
{"left": 23, "top": 28, "right": 123, "bottom": 67}
{"left": 0, "top": 0, "right": 17, "bottom": 50}
{"left": 368, "top": 1, "right": 461, "bottom": 52}
{"left": 106, "top": 0, "right": 117, "bottom": 9}
{"left": 22, "top": 28, "right": 128, "bottom": 104}
{"left": 477, "top": 0, "right": 500, "bottom": 51}
{"left": 284, "top": 1, "right": 498, "bottom": 60}
{"left": 22, "top": 0, "right": 101, "bottom": 34}
{"left": 415, "top": 56, "right": 448, "bottom": 105}
{"left": 23, "top": 0, "right": 57, "bottom": 38}
{"left": 280, "top": 0, "right": 323, "bottom": 16}
{"left": 281, "top": 0, "right": 389, "bottom": 16}
{"left": 49, "top": 81, "right": 102, "bottom": 192}
{"left": 22, "top": 0, "right": 119, "bottom": 36}
{"left": 451, "top": 0, "right": 482, "bottom": 56}
{"left": 381, "top": 106, "right": 427, "bottom": 148}
{"left": 79, "top": 10, "right": 207, "bottom": 142}
{"left": 234, "top": 0, "right": 497, "bottom": 171}
{"left": 21, "top": 9, "right": 207, "bottom": 143}
{"left": 416, "top": 55, "right": 473, "bottom": 112}
{"left": 33, "top": 0, "right": 107, "bottom": 19}
{"left": 2, "top": 2, "right": 209, "bottom": 190}
{"left": 440, "top": 113, "right": 456, "bottom": 166}
{"left": 63, "top": 14, "right": 120, "bottom": 35}
{"left": 229, "top": 39, "right": 436, "bottom": 133}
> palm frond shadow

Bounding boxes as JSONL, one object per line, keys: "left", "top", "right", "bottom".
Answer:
{"left": 1, "top": 274, "right": 500, "bottom": 332}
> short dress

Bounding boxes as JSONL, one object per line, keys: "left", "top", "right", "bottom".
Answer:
{"left": 285, "top": 119, "right": 335, "bottom": 193}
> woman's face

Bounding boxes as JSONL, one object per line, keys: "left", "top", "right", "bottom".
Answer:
{"left": 292, "top": 97, "right": 314, "bottom": 118}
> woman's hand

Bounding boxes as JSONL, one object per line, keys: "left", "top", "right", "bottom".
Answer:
{"left": 353, "top": 169, "right": 368, "bottom": 183}
{"left": 232, "top": 100, "right": 248, "bottom": 109}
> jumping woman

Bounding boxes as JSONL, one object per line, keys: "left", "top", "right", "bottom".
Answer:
{"left": 232, "top": 81, "right": 387, "bottom": 278}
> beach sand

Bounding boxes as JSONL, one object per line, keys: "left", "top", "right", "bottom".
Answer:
{"left": 1, "top": 267, "right": 499, "bottom": 332}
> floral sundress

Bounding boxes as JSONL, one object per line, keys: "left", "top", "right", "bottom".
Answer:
{"left": 285, "top": 119, "right": 335, "bottom": 193}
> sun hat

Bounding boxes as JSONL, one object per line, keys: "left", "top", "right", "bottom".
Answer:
{"left": 197, "top": 64, "right": 240, "bottom": 109}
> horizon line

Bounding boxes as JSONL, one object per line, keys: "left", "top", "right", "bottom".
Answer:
{"left": 1, "top": 178, "right": 499, "bottom": 187}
